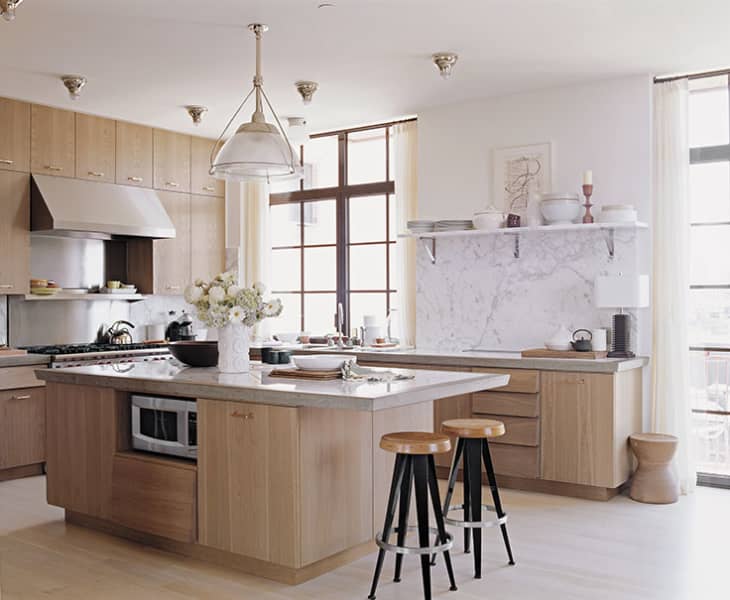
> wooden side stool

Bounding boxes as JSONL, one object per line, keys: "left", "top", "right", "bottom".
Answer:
{"left": 629, "top": 433, "right": 679, "bottom": 504}
{"left": 368, "top": 432, "right": 457, "bottom": 600}
{"left": 434, "top": 418, "right": 516, "bottom": 578}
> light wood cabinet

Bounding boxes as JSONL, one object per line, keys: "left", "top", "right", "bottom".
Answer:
{"left": 154, "top": 129, "right": 191, "bottom": 192}
{"left": 191, "top": 193, "right": 225, "bottom": 281}
{"left": 30, "top": 104, "right": 75, "bottom": 177}
{"left": 0, "top": 171, "right": 30, "bottom": 294}
{"left": 0, "top": 386, "right": 45, "bottom": 470}
{"left": 153, "top": 191, "right": 191, "bottom": 294}
{"left": 116, "top": 121, "right": 153, "bottom": 187}
{"left": 0, "top": 98, "right": 30, "bottom": 173}
{"left": 191, "top": 137, "right": 224, "bottom": 197}
{"left": 75, "top": 113, "right": 115, "bottom": 182}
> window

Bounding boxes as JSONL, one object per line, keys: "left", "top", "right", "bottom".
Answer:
{"left": 688, "top": 74, "right": 730, "bottom": 485}
{"left": 269, "top": 123, "right": 404, "bottom": 335}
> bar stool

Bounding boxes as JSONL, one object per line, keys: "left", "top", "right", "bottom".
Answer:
{"left": 435, "top": 418, "right": 515, "bottom": 578}
{"left": 368, "top": 431, "right": 457, "bottom": 600}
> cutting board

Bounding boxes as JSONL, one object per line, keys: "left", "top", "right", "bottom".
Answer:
{"left": 521, "top": 348, "right": 608, "bottom": 360}
{"left": 0, "top": 348, "right": 28, "bottom": 357}
{"left": 268, "top": 368, "right": 342, "bottom": 381}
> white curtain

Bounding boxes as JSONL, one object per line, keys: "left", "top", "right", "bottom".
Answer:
{"left": 651, "top": 79, "right": 695, "bottom": 494}
{"left": 392, "top": 121, "right": 418, "bottom": 348}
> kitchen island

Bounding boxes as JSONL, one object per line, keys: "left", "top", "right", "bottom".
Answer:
{"left": 36, "top": 361, "right": 509, "bottom": 584}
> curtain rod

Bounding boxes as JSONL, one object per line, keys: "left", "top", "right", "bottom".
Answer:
{"left": 654, "top": 67, "right": 730, "bottom": 84}
{"left": 310, "top": 117, "right": 417, "bottom": 139}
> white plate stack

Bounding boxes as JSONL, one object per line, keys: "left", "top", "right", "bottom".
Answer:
{"left": 435, "top": 219, "right": 474, "bottom": 232}
{"left": 407, "top": 220, "right": 436, "bottom": 233}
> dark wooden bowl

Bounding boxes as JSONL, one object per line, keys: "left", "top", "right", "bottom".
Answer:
{"left": 168, "top": 341, "right": 218, "bottom": 367}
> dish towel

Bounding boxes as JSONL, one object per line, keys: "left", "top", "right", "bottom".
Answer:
{"left": 341, "top": 360, "right": 415, "bottom": 382}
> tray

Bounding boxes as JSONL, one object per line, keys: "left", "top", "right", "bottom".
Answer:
{"left": 521, "top": 348, "right": 608, "bottom": 360}
{"left": 0, "top": 348, "right": 28, "bottom": 356}
{"left": 268, "top": 368, "right": 342, "bottom": 381}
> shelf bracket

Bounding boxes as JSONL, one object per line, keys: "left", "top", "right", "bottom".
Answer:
{"left": 603, "top": 228, "right": 615, "bottom": 259}
{"left": 421, "top": 237, "right": 436, "bottom": 264}
{"left": 512, "top": 233, "right": 520, "bottom": 259}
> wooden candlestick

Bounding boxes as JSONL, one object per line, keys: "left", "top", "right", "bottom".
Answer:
{"left": 582, "top": 184, "right": 594, "bottom": 224}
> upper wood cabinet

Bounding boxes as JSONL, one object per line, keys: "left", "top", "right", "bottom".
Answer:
{"left": 75, "top": 113, "right": 116, "bottom": 183}
{"left": 153, "top": 191, "right": 191, "bottom": 294}
{"left": 191, "top": 194, "right": 225, "bottom": 281}
{"left": 153, "top": 129, "right": 191, "bottom": 193}
{"left": 116, "top": 121, "right": 153, "bottom": 188}
{"left": 0, "top": 171, "right": 30, "bottom": 294}
{"left": 0, "top": 98, "right": 30, "bottom": 173}
{"left": 30, "top": 104, "right": 75, "bottom": 177}
{"left": 191, "top": 137, "right": 224, "bottom": 197}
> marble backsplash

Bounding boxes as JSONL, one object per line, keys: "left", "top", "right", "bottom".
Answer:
{"left": 0, "top": 296, "right": 7, "bottom": 346}
{"left": 416, "top": 228, "right": 645, "bottom": 352}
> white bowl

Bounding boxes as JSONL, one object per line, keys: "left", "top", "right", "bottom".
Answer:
{"left": 598, "top": 204, "right": 637, "bottom": 223}
{"left": 291, "top": 355, "right": 357, "bottom": 371}
{"left": 545, "top": 343, "right": 572, "bottom": 351}
{"left": 540, "top": 197, "right": 581, "bottom": 225}
{"left": 275, "top": 332, "right": 299, "bottom": 343}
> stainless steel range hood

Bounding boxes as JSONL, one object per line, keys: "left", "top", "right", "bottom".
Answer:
{"left": 31, "top": 174, "right": 175, "bottom": 239}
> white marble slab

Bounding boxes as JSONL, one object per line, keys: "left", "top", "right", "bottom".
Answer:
{"left": 36, "top": 361, "right": 510, "bottom": 412}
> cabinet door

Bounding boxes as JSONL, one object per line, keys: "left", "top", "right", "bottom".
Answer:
{"left": 0, "top": 387, "right": 45, "bottom": 469}
{"left": 191, "top": 137, "right": 224, "bottom": 197}
{"left": 75, "top": 113, "right": 115, "bottom": 182}
{"left": 153, "top": 191, "right": 190, "bottom": 294}
{"left": 540, "top": 372, "right": 614, "bottom": 487}
{"left": 191, "top": 193, "right": 225, "bottom": 281}
{"left": 30, "top": 105, "right": 75, "bottom": 177}
{"left": 0, "top": 171, "right": 30, "bottom": 294}
{"left": 197, "top": 399, "right": 300, "bottom": 567}
{"left": 116, "top": 121, "right": 153, "bottom": 187}
{"left": 154, "top": 129, "right": 191, "bottom": 193}
{"left": 0, "top": 98, "right": 30, "bottom": 173}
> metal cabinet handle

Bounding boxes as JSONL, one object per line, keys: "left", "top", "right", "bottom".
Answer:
{"left": 203, "top": 185, "right": 215, "bottom": 192}
{"left": 231, "top": 410, "right": 254, "bottom": 420}
{"left": 128, "top": 176, "right": 143, "bottom": 183}
{"left": 11, "top": 395, "right": 31, "bottom": 401}
{"left": 165, "top": 285, "right": 181, "bottom": 291}
{"left": 0, "top": 159, "right": 14, "bottom": 165}
{"left": 165, "top": 181, "right": 180, "bottom": 187}
{"left": 45, "top": 165, "right": 63, "bottom": 171}
{"left": 0, "top": 284, "right": 13, "bottom": 289}
{"left": 88, "top": 171, "right": 104, "bottom": 177}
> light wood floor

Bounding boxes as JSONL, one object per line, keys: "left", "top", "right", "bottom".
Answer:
{"left": 0, "top": 476, "right": 728, "bottom": 599}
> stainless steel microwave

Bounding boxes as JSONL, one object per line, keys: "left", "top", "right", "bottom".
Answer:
{"left": 131, "top": 395, "right": 197, "bottom": 459}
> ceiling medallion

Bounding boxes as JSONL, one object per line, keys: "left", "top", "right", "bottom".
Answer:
{"left": 61, "top": 75, "right": 87, "bottom": 100}
{"left": 295, "top": 80, "right": 318, "bottom": 105}
{"left": 185, "top": 105, "right": 208, "bottom": 126}
{"left": 0, "top": 0, "right": 24, "bottom": 22}
{"left": 432, "top": 52, "right": 459, "bottom": 79}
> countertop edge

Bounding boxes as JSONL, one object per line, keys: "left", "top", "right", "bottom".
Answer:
{"left": 0, "top": 354, "right": 51, "bottom": 368}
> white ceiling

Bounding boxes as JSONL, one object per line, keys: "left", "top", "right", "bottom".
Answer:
{"left": 0, "top": 0, "right": 728, "bottom": 138}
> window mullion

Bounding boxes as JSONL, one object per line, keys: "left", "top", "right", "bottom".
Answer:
{"left": 336, "top": 132, "right": 350, "bottom": 335}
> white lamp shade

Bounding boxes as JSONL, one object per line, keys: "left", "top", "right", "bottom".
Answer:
{"left": 594, "top": 274, "right": 649, "bottom": 308}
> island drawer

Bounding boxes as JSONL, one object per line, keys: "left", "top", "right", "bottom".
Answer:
{"left": 476, "top": 414, "right": 539, "bottom": 447}
{"left": 490, "top": 444, "right": 540, "bottom": 479}
{"left": 111, "top": 452, "right": 197, "bottom": 543}
{"left": 472, "top": 368, "right": 539, "bottom": 394}
{"left": 0, "top": 366, "right": 45, "bottom": 391}
{"left": 473, "top": 391, "right": 539, "bottom": 417}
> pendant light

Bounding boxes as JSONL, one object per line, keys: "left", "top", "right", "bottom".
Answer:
{"left": 210, "top": 24, "right": 301, "bottom": 182}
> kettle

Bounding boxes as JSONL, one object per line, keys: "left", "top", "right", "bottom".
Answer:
{"left": 166, "top": 311, "right": 196, "bottom": 342}
{"left": 571, "top": 329, "right": 593, "bottom": 352}
{"left": 106, "top": 320, "right": 135, "bottom": 345}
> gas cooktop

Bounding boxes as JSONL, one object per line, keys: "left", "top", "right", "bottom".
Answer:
{"left": 23, "top": 343, "right": 169, "bottom": 355}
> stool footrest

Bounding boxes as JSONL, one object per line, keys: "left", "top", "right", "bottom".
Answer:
{"left": 375, "top": 526, "right": 454, "bottom": 556}
{"left": 444, "top": 504, "right": 509, "bottom": 529}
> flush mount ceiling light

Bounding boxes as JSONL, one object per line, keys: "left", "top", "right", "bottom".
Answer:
{"left": 210, "top": 23, "right": 300, "bottom": 182}
{"left": 295, "top": 81, "right": 318, "bottom": 105}
{"left": 285, "top": 116, "right": 309, "bottom": 146}
{"left": 185, "top": 105, "right": 208, "bottom": 126}
{"left": 61, "top": 75, "right": 87, "bottom": 100}
{"left": 0, "top": 0, "right": 24, "bottom": 22}
{"left": 432, "top": 52, "right": 458, "bottom": 79}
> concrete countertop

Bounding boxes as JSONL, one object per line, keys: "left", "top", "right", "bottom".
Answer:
{"left": 36, "top": 361, "right": 510, "bottom": 412}
{"left": 0, "top": 353, "right": 51, "bottom": 368}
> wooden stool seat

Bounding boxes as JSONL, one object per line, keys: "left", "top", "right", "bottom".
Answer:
{"left": 442, "top": 418, "right": 505, "bottom": 439}
{"left": 380, "top": 431, "right": 451, "bottom": 455}
{"left": 629, "top": 432, "right": 679, "bottom": 504}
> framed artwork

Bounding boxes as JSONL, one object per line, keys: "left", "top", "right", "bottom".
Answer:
{"left": 492, "top": 142, "right": 553, "bottom": 214}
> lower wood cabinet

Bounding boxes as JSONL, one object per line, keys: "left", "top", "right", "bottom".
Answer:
{"left": 0, "top": 386, "right": 45, "bottom": 470}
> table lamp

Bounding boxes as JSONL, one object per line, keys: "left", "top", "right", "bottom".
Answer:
{"left": 594, "top": 274, "right": 649, "bottom": 358}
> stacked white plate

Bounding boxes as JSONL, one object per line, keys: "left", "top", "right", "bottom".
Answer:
{"left": 435, "top": 219, "right": 474, "bottom": 232}
{"left": 408, "top": 220, "right": 435, "bottom": 233}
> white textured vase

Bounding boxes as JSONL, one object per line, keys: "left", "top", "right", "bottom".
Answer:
{"left": 217, "top": 323, "right": 251, "bottom": 373}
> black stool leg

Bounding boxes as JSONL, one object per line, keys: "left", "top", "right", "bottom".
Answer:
{"left": 482, "top": 438, "right": 515, "bottom": 566}
{"left": 413, "top": 456, "right": 433, "bottom": 600}
{"left": 427, "top": 455, "right": 457, "bottom": 592}
{"left": 393, "top": 456, "right": 413, "bottom": 582}
{"left": 465, "top": 439, "right": 483, "bottom": 578}
{"left": 369, "top": 454, "right": 407, "bottom": 600}
{"left": 430, "top": 437, "right": 464, "bottom": 566}
{"left": 462, "top": 446, "right": 471, "bottom": 554}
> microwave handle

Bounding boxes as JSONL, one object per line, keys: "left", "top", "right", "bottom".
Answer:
{"left": 132, "top": 432, "right": 188, "bottom": 449}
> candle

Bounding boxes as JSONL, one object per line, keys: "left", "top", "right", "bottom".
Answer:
{"left": 583, "top": 170, "right": 593, "bottom": 186}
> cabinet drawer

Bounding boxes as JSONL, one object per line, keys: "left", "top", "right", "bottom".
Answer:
{"left": 0, "top": 387, "right": 45, "bottom": 469}
{"left": 0, "top": 366, "right": 45, "bottom": 391}
{"left": 472, "top": 368, "right": 539, "bottom": 393}
{"left": 490, "top": 444, "right": 540, "bottom": 479}
{"left": 478, "top": 414, "right": 539, "bottom": 447}
{"left": 473, "top": 391, "right": 539, "bottom": 418}
{"left": 111, "top": 452, "right": 197, "bottom": 543}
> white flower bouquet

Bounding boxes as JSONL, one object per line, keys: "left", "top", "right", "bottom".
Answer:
{"left": 184, "top": 272, "right": 283, "bottom": 329}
